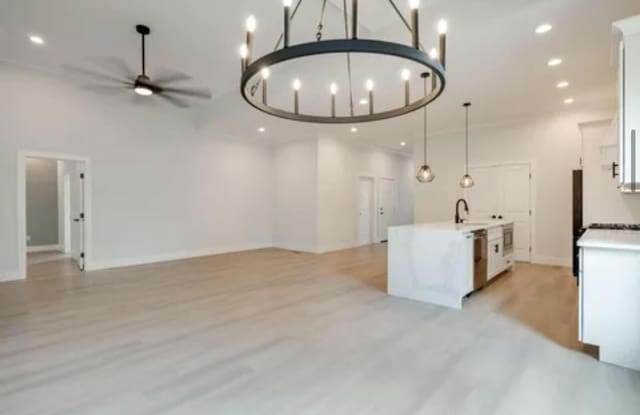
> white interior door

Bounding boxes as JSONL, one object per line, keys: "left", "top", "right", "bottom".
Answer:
{"left": 501, "top": 164, "right": 532, "bottom": 262}
{"left": 378, "top": 178, "right": 396, "bottom": 242}
{"left": 357, "top": 178, "right": 374, "bottom": 246}
{"left": 466, "top": 166, "right": 502, "bottom": 220}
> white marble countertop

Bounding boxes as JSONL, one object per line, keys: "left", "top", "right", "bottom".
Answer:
{"left": 578, "top": 229, "right": 640, "bottom": 252}
{"left": 390, "top": 220, "right": 514, "bottom": 234}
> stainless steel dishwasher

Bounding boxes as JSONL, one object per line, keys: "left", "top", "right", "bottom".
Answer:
{"left": 472, "top": 230, "right": 488, "bottom": 290}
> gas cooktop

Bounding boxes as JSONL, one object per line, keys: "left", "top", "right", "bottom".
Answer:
{"left": 589, "top": 223, "right": 640, "bottom": 231}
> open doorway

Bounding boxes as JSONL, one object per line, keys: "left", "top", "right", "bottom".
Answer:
{"left": 18, "top": 153, "right": 90, "bottom": 279}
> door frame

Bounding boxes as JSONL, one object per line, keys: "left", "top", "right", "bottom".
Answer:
{"left": 17, "top": 151, "right": 93, "bottom": 279}
{"left": 466, "top": 160, "right": 536, "bottom": 263}
{"left": 356, "top": 176, "right": 375, "bottom": 246}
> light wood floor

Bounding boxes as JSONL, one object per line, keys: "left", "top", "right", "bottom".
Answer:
{"left": 1, "top": 245, "right": 639, "bottom": 414}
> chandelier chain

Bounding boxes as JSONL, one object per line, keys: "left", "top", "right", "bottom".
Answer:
{"left": 317, "top": 0, "right": 328, "bottom": 41}
{"left": 386, "top": 0, "right": 426, "bottom": 52}
{"left": 342, "top": 0, "right": 355, "bottom": 116}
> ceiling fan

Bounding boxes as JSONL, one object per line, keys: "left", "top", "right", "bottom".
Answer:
{"left": 66, "top": 24, "right": 212, "bottom": 107}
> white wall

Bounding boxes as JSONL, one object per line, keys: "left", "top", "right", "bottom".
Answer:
{"left": 316, "top": 136, "right": 414, "bottom": 253}
{"left": 273, "top": 139, "right": 318, "bottom": 253}
{"left": 582, "top": 119, "right": 640, "bottom": 223}
{"left": 413, "top": 109, "right": 615, "bottom": 266}
{"left": 272, "top": 136, "right": 414, "bottom": 254}
{"left": 0, "top": 64, "right": 274, "bottom": 280}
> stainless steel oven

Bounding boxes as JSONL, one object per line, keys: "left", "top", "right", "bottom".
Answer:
{"left": 503, "top": 224, "right": 514, "bottom": 256}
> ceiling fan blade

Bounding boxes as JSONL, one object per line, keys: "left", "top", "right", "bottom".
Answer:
{"left": 157, "top": 92, "right": 191, "bottom": 108}
{"left": 62, "top": 64, "right": 132, "bottom": 85}
{"left": 82, "top": 84, "right": 133, "bottom": 95}
{"left": 87, "top": 56, "right": 137, "bottom": 80}
{"left": 160, "top": 86, "right": 212, "bottom": 100}
{"left": 152, "top": 67, "right": 193, "bottom": 85}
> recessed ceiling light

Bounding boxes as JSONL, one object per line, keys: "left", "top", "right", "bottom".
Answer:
{"left": 556, "top": 81, "right": 569, "bottom": 89}
{"left": 400, "top": 141, "right": 407, "bottom": 147}
{"left": 564, "top": 97, "right": 575, "bottom": 105}
{"left": 351, "top": 127, "right": 358, "bottom": 133}
{"left": 258, "top": 127, "right": 266, "bottom": 133}
{"left": 29, "top": 34, "right": 44, "bottom": 45}
{"left": 548, "top": 58, "right": 563, "bottom": 67}
{"left": 359, "top": 98, "right": 369, "bottom": 105}
{"left": 535, "top": 24, "right": 552, "bottom": 34}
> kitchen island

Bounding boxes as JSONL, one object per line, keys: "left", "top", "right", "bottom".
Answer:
{"left": 387, "top": 220, "right": 514, "bottom": 310}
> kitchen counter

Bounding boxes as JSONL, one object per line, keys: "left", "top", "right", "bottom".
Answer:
{"left": 391, "top": 219, "right": 514, "bottom": 233}
{"left": 578, "top": 229, "right": 640, "bottom": 252}
{"left": 387, "top": 220, "right": 514, "bottom": 310}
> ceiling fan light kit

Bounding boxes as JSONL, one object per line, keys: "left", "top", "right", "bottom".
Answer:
{"left": 239, "top": 0, "right": 448, "bottom": 124}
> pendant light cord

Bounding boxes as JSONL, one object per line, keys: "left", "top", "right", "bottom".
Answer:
{"left": 342, "top": 0, "right": 355, "bottom": 116}
{"left": 423, "top": 77, "right": 428, "bottom": 165}
{"left": 465, "top": 104, "right": 470, "bottom": 175}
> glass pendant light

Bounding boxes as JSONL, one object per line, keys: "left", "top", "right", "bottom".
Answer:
{"left": 460, "top": 102, "right": 475, "bottom": 188}
{"left": 417, "top": 72, "right": 435, "bottom": 183}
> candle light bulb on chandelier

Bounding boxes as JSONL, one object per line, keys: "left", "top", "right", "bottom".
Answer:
{"left": 283, "top": 0, "right": 293, "bottom": 7}
{"left": 429, "top": 48, "right": 438, "bottom": 60}
{"left": 246, "top": 15, "right": 257, "bottom": 33}
{"left": 401, "top": 69, "right": 411, "bottom": 81}
{"left": 409, "top": 0, "right": 420, "bottom": 10}
{"left": 365, "top": 79, "right": 375, "bottom": 91}
{"left": 293, "top": 78, "right": 302, "bottom": 91}
{"left": 438, "top": 19, "right": 448, "bottom": 34}
{"left": 330, "top": 83, "right": 338, "bottom": 95}
{"left": 261, "top": 67, "right": 271, "bottom": 79}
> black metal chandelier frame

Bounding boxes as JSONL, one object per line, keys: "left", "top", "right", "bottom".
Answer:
{"left": 239, "top": 0, "right": 448, "bottom": 124}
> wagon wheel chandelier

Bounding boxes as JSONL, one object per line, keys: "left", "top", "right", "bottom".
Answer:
{"left": 239, "top": 0, "right": 448, "bottom": 124}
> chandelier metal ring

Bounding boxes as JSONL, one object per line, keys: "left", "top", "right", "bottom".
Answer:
{"left": 240, "top": 39, "right": 446, "bottom": 124}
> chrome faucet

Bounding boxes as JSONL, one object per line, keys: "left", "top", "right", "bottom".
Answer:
{"left": 455, "top": 198, "right": 469, "bottom": 224}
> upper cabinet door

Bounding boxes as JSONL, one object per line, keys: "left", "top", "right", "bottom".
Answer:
{"left": 615, "top": 16, "right": 640, "bottom": 193}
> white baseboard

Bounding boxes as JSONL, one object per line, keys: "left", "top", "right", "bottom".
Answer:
{"left": 0, "top": 270, "right": 21, "bottom": 282}
{"left": 272, "top": 242, "right": 319, "bottom": 254}
{"left": 87, "top": 242, "right": 274, "bottom": 272}
{"left": 27, "top": 244, "right": 63, "bottom": 253}
{"left": 315, "top": 240, "right": 359, "bottom": 254}
{"left": 531, "top": 255, "right": 572, "bottom": 267}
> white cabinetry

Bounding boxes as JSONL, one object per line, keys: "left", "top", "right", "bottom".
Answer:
{"left": 487, "top": 227, "right": 504, "bottom": 280}
{"left": 487, "top": 226, "right": 514, "bottom": 281}
{"left": 579, "top": 243, "right": 640, "bottom": 371}
{"left": 614, "top": 16, "right": 640, "bottom": 193}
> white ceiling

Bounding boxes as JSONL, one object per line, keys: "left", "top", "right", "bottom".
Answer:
{"left": 1, "top": 0, "right": 639, "bottom": 152}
